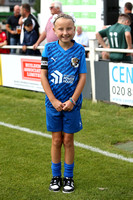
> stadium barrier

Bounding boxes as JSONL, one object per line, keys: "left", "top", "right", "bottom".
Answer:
{"left": 88, "top": 40, "right": 133, "bottom": 107}
{"left": 0, "top": 40, "right": 133, "bottom": 107}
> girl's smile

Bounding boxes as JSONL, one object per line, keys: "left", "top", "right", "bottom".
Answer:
{"left": 53, "top": 17, "right": 76, "bottom": 48}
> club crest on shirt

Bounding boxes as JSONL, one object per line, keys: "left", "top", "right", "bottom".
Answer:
{"left": 71, "top": 57, "right": 79, "bottom": 68}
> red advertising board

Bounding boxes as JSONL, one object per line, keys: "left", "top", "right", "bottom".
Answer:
{"left": 21, "top": 58, "right": 41, "bottom": 81}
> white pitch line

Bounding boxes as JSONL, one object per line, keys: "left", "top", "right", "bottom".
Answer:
{"left": 0, "top": 121, "right": 133, "bottom": 163}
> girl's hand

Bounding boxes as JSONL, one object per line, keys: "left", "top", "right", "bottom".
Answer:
{"left": 62, "top": 100, "right": 74, "bottom": 111}
{"left": 51, "top": 99, "right": 64, "bottom": 112}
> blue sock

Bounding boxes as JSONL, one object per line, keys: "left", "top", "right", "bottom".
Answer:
{"left": 64, "top": 162, "right": 74, "bottom": 178}
{"left": 51, "top": 162, "right": 61, "bottom": 177}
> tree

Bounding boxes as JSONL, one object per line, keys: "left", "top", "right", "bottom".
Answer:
{"left": 34, "top": 0, "right": 40, "bottom": 13}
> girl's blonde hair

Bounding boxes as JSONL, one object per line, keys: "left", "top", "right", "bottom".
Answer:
{"left": 53, "top": 13, "right": 75, "bottom": 25}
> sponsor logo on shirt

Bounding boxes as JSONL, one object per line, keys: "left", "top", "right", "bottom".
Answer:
{"left": 51, "top": 70, "right": 75, "bottom": 84}
{"left": 63, "top": 75, "right": 75, "bottom": 84}
{"left": 51, "top": 70, "right": 63, "bottom": 84}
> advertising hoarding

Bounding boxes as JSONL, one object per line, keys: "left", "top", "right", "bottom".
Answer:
{"left": 1, "top": 55, "right": 44, "bottom": 92}
{"left": 109, "top": 62, "right": 133, "bottom": 106}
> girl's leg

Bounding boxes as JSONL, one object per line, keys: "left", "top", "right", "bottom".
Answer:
{"left": 51, "top": 131, "right": 63, "bottom": 163}
{"left": 63, "top": 132, "right": 75, "bottom": 193}
{"left": 63, "top": 132, "right": 74, "bottom": 164}
{"left": 49, "top": 131, "right": 63, "bottom": 192}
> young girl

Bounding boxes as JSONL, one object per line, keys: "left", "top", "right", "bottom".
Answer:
{"left": 41, "top": 13, "right": 87, "bottom": 193}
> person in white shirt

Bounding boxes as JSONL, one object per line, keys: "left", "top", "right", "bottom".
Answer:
{"left": 74, "top": 26, "right": 89, "bottom": 47}
{"left": 33, "top": 1, "right": 62, "bottom": 50}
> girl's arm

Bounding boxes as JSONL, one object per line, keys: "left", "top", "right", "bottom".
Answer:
{"left": 41, "top": 69, "right": 64, "bottom": 112}
{"left": 63, "top": 73, "right": 86, "bottom": 111}
{"left": 72, "top": 73, "right": 86, "bottom": 102}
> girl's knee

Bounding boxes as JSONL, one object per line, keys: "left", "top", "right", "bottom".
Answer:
{"left": 63, "top": 135, "right": 74, "bottom": 148}
{"left": 52, "top": 137, "right": 62, "bottom": 147}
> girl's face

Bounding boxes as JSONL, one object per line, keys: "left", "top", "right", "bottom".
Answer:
{"left": 53, "top": 17, "right": 75, "bottom": 45}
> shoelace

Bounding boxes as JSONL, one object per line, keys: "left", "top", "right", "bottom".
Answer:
{"left": 52, "top": 177, "right": 61, "bottom": 185}
{"left": 65, "top": 179, "right": 73, "bottom": 186}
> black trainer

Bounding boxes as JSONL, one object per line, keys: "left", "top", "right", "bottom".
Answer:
{"left": 63, "top": 177, "right": 74, "bottom": 193}
{"left": 49, "top": 176, "right": 62, "bottom": 192}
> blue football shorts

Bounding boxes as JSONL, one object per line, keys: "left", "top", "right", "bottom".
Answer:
{"left": 46, "top": 107, "right": 83, "bottom": 134}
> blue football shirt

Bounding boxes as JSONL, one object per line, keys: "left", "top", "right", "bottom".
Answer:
{"left": 41, "top": 40, "right": 87, "bottom": 110}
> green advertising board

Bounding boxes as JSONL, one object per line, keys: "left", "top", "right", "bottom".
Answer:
{"left": 53, "top": 0, "right": 97, "bottom": 34}
{"left": 53, "top": 0, "right": 96, "bottom": 5}
{"left": 65, "top": 12, "right": 96, "bottom": 19}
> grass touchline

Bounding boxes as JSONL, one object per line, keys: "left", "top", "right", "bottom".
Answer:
{"left": 1, "top": 121, "right": 133, "bottom": 163}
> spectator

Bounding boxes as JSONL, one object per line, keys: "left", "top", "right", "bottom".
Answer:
{"left": 19, "top": 3, "right": 40, "bottom": 44}
{"left": 6, "top": 5, "right": 21, "bottom": 54}
{"left": 74, "top": 26, "right": 89, "bottom": 47}
{"left": 74, "top": 26, "right": 89, "bottom": 58}
{"left": 124, "top": 2, "right": 133, "bottom": 45}
{"left": 0, "top": 24, "right": 9, "bottom": 54}
{"left": 96, "top": 14, "right": 132, "bottom": 62}
{"left": 33, "top": 1, "right": 62, "bottom": 49}
{"left": 22, "top": 18, "right": 41, "bottom": 56}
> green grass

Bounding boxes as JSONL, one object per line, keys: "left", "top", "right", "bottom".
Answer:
{"left": 0, "top": 86, "right": 133, "bottom": 200}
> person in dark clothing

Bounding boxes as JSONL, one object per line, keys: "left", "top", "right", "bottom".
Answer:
{"left": 6, "top": 5, "right": 21, "bottom": 54}
{"left": 96, "top": 14, "right": 132, "bottom": 62}
{"left": 124, "top": 2, "right": 133, "bottom": 44}
{"left": 19, "top": 3, "right": 40, "bottom": 44}
{"left": 22, "top": 18, "right": 40, "bottom": 56}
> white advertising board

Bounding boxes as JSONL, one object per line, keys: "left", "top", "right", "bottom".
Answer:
{"left": 40, "top": 0, "right": 103, "bottom": 39}
{"left": 1, "top": 55, "right": 44, "bottom": 92}
{"left": 109, "top": 62, "right": 133, "bottom": 106}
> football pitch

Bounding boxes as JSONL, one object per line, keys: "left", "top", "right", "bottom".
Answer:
{"left": 0, "top": 86, "right": 133, "bottom": 200}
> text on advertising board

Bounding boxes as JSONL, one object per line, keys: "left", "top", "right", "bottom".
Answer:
{"left": 112, "top": 66, "right": 133, "bottom": 84}
{"left": 109, "top": 63, "right": 133, "bottom": 106}
{"left": 21, "top": 59, "right": 41, "bottom": 81}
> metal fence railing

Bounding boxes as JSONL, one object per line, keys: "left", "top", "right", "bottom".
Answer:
{"left": 1, "top": 40, "right": 133, "bottom": 103}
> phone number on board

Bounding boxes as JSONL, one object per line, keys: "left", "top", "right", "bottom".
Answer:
{"left": 112, "top": 86, "right": 133, "bottom": 97}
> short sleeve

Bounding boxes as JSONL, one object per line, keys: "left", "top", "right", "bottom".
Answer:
{"left": 79, "top": 48, "right": 87, "bottom": 74}
{"left": 41, "top": 44, "right": 48, "bottom": 69}
{"left": 2, "top": 32, "right": 7, "bottom": 41}
{"left": 42, "top": 44, "right": 48, "bottom": 57}
{"left": 125, "top": 25, "right": 131, "bottom": 32}
{"left": 99, "top": 27, "right": 109, "bottom": 37}
{"left": 7, "top": 16, "right": 11, "bottom": 25}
